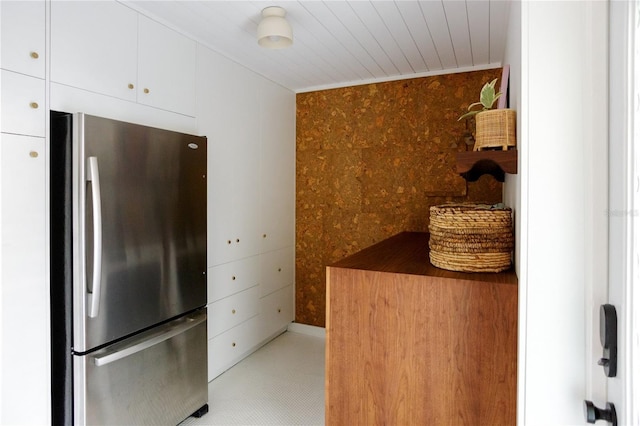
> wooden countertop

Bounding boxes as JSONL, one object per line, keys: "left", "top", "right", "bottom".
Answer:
{"left": 329, "top": 231, "right": 517, "bottom": 285}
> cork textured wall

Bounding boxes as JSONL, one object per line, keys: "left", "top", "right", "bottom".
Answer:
{"left": 296, "top": 69, "right": 504, "bottom": 327}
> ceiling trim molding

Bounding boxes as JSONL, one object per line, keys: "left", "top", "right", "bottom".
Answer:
{"left": 295, "top": 63, "right": 504, "bottom": 94}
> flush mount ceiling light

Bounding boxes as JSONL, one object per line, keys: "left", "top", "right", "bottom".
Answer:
{"left": 257, "top": 6, "right": 293, "bottom": 49}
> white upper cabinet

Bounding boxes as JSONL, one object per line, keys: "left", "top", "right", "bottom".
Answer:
{"left": 50, "top": 1, "right": 138, "bottom": 103}
{"left": 50, "top": 1, "right": 196, "bottom": 116}
{"left": 137, "top": 15, "right": 196, "bottom": 116}
{"left": 0, "top": 0, "right": 45, "bottom": 78}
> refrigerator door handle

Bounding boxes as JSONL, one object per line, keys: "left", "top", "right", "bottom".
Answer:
{"left": 86, "top": 156, "right": 102, "bottom": 318}
{"left": 91, "top": 313, "right": 206, "bottom": 367}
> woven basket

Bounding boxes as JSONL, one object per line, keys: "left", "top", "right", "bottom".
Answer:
{"left": 428, "top": 203, "right": 514, "bottom": 273}
{"left": 474, "top": 109, "right": 516, "bottom": 151}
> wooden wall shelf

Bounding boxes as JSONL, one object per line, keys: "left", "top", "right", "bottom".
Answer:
{"left": 456, "top": 149, "right": 518, "bottom": 182}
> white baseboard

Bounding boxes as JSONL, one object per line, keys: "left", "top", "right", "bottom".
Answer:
{"left": 287, "top": 322, "right": 326, "bottom": 339}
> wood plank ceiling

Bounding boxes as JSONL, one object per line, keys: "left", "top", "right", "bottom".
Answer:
{"left": 124, "top": 0, "right": 510, "bottom": 93}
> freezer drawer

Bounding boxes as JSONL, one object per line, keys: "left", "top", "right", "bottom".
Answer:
{"left": 74, "top": 309, "right": 208, "bottom": 425}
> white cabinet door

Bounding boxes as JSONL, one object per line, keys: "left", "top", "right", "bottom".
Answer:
{"left": 0, "top": 70, "right": 45, "bottom": 137}
{"left": 137, "top": 15, "right": 196, "bottom": 116}
{"left": 0, "top": 134, "right": 49, "bottom": 425}
{"left": 231, "top": 101, "right": 260, "bottom": 261}
{"left": 50, "top": 0, "right": 138, "bottom": 102}
{"left": 259, "top": 82, "right": 295, "bottom": 253}
{"left": 197, "top": 47, "right": 260, "bottom": 266}
{"left": 222, "top": 64, "right": 260, "bottom": 264}
{"left": 0, "top": 0, "right": 45, "bottom": 78}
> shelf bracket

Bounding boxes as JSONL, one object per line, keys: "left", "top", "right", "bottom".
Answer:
{"left": 456, "top": 150, "right": 518, "bottom": 182}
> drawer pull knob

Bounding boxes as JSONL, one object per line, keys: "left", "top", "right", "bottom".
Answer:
{"left": 227, "top": 240, "right": 232, "bottom": 245}
{"left": 232, "top": 342, "right": 236, "bottom": 347}
{"left": 143, "top": 88, "right": 150, "bottom": 94}
{"left": 30, "top": 51, "right": 39, "bottom": 59}
{"left": 29, "top": 102, "right": 38, "bottom": 109}
{"left": 277, "top": 308, "right": 282, "bottom": 313}
{"left": 263, "top": 234, "right": 267, "bottom": 238}
{"left": 278, "top": 268, "right": 282, "bottom": 272}
{"left": 29, "top": 151, "right": 39, "bottom": 158}
{"left": 128, "top": 83, "right": 134, "bottom": 89}
{"left": 236, "top": 238, "right": 240, "bottom": 243}
{"left": 232, "top": 309, "right": 236, "bottom": 314}
{"left": 231, "top": 276, "right": 236, "bottom": 281}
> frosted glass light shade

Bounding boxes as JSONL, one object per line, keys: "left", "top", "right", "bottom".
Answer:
{"left": 257, "top": 6, "right": 293, "bottom": 49}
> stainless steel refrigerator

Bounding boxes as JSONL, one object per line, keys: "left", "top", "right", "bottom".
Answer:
{"left": 50, "top": 112, "right": 208, "bottom": 425}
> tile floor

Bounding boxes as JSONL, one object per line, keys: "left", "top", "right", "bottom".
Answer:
{"left": 181, "top": 330, "right": 325, "bottom": 425}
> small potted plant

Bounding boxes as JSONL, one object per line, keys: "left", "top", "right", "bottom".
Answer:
{"left": 458, "top": 78, "right": 516, "bottom": 151}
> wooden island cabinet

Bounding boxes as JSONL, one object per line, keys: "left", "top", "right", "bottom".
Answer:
{"left": 326, "top": 232, "right": 517, "bottom": 425}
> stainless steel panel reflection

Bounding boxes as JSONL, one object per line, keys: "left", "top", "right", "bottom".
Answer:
{"left": 75, "top": 114, "right": 207, "bottom": 351}
{"left": 76, "top": 309, "right": 208, "bottom": 425}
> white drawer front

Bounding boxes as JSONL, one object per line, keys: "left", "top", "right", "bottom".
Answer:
{"left": 208, "top": 316, "right": 261, "bottom": 381}
{"left": 208, "top": 286, "right": 259, "bottom": 339}
{"left": 1, "top": 70, "right": 45, "bottom": 136}
{"left": 260, "top": 284, "right": 293, "bottom": 340}
{"left": 208, "top": 255, "right": 259, "bottom": 304}
{"left": 260, "top": 246, "right": 293, "bottom": 297}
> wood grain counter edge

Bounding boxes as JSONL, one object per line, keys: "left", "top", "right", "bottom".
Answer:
{"left": 328, "top": 231, "right": 517, "bottom": 285}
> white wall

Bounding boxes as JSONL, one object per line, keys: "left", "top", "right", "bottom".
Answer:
{"left": 504, "top": 1, "right": 609, "bottom": 424}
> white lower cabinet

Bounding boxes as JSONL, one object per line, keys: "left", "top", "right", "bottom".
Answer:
{"left": 207, "top": 256, "right": 259, "bottom": 304}
{"left": 259, "top": 285, "right": 294, "bottom": 341}
{"left": 260, "top": 246, "right": 294, "bottom": 297}
{"left": 0, "top": 133, "right": 49, "bottom": 425}
{"left": 206, "top": 249, "right": 294, "bottom": 380}
{"left": 208, "top": 286, "right": 259, "bottom": 339}
{"left": 208, "top": 316, "right": 262, "bottom": 381}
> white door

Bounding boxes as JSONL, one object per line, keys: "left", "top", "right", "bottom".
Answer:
{"left": 513, "top": 1, "right": 635, "bottom": 424}
{"left": 601, "top": 1, "right": 638, "bottom": 424}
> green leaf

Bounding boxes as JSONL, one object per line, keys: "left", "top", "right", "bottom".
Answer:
{"left": 478, "top": 78, "right": 503, "bottom": 109}
{"left": 457, "top": 78, "right": 504, "bottom": 122}
{"left": 480, "top": 82, "right": 496, "bottom": 108}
